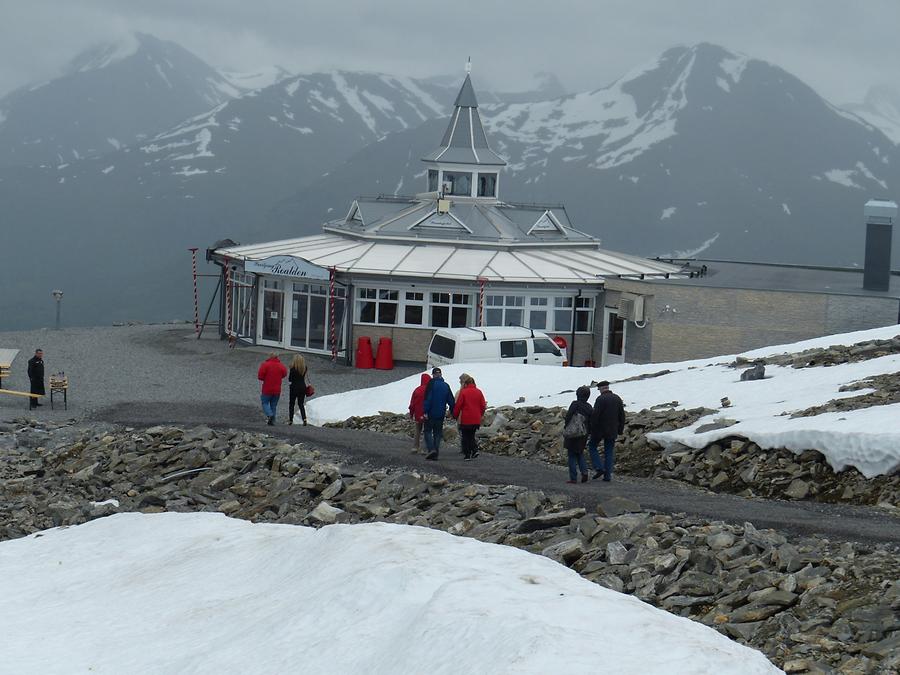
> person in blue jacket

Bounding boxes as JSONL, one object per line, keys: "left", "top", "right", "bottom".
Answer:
{"left": 422, "top": 367, "right": 455, "bottom": 460}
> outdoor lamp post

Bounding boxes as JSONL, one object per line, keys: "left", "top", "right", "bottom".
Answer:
{"left": 51, "top": 289, "right": 63, "bottom": 330}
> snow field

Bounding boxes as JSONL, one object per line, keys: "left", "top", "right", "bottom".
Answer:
{"left": 0, "top": 513, "right": 780, "bottom": 675}
{"left": 306, "top": 325, "right": 900, "bottom": 477}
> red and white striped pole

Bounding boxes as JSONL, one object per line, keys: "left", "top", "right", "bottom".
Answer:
{"left": 329, "top": 267, "right": 337, "bottom": 361}
{"left": 478, "top": 277, "right": 486, "bottom": 326}
{"left": 189, "top": 248, "right": 200, "bottom": 335}
{"left": 224, "top": 258, "right": 233, "bottom": 336}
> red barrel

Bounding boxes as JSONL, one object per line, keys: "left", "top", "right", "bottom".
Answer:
{"left": 374, "top": 337, "right": 394, "bottom": 370}
{"left": 552, "top": 336, "right": 568, "bottom": 350}
{"left": 356, "top": 336, "right": 374, "bottom": 369}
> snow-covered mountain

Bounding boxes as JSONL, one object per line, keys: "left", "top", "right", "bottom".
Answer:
{"left": 844, "top": 84, "right": 900, "bottom": 145}
{"left": 275, "top": 44, "right": 900, "bottom": 267}
{"left": 3, "top": 41, "right": 899, "bottom": 331}
{"left": 0, "top": 33, "right": 240, "bottom": 169}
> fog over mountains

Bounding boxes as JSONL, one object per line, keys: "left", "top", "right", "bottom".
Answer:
{"left": 1, "top": 36, "right": 897, "bottom": 330}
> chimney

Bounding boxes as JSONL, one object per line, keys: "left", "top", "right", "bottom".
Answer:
{"left": 863, "top": 198, "right": 897, "bottom": 292}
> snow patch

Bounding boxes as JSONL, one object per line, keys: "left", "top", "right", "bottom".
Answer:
{"left": 855, "top": 161, "right": 888, "bottom": 190}
{"left": 106, "top": 137, "right": 121, "bottom": 150}
{"left": 661, "top": 232, "right": 720, "bottom": 259}
{"left": 154, "top": 63, "right": 173, "bottom": 88}
{"left": 660, "top": 207, "right": 677, "bottom": 220}
{"left": 823, "top": 169, "right": 863, "bottom": 189}
{"left": 173, "top": 166, "right": 207, "bottom": 176}
{"left": 332, "top": 72, "right": 377, "bottom": 134}
{"left": 101, "top": 165, "right": 115, "bottom": 174}
{"left": 0, "top": 513, "right": 781, "bottom": 675}
{"left": 782, "top": 203, "right": 791, "bottom": 215}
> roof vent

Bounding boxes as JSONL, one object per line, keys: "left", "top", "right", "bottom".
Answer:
{"left": 863, "top": 198, "right": 897, "bottom": 292}
{"left": 437, "top": 198, "right": 451, "bottom": 214}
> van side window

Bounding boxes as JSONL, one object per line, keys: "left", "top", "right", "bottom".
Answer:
{"left": 500, "top": 339, "right": 527, "bottom": 358}
{"left": 430, "top": 335, "right": 456, "bottom": 359}
{"left": 533, "top": 338, "right": 561, "bottom": 356}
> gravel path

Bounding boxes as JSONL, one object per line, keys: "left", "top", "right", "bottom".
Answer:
{"left": 3, "top": 324, "right": 898, "bottom": 546}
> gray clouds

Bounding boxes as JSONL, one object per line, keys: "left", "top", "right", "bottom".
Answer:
{"left": 1, "top": 0, "right": 897, "bottom": 103}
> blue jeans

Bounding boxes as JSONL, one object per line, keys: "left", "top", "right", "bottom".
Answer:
{"left": 423, "top": 418, "right": 444, "bottom": 455}
{"left": 260, "top": 394, "right": 280, "bottom": 418}
{"left": 588, "top": 438, "right": 615, "bottom": 480}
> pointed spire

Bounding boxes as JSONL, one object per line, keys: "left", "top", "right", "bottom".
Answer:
{"left": 422, "top": 68, "right": 505, "bottom": 168}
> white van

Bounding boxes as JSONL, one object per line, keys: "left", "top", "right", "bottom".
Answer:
{"left": 426, "top": 326, "right": 566, "bottom": 369}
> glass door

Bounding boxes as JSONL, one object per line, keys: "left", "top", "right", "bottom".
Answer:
{"left": 290, "top": 284, "right": 309, "bottom": 349}
{"left": 602, "top": 308, "right": 625, "bottom": 366}
{"left": 309, "top": 284, "right": 328, "bottom": 350}
{"left": 261, "top": 281, "right": 284, "bottom": 343}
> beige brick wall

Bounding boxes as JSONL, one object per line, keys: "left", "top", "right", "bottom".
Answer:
{"left": 600, "top": 279, "right": 898, "bottom": 363}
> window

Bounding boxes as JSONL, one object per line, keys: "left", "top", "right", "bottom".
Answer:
{"left": 229, "top": 272, "right": 255, "bottom": 338}
{"left": 429, "top": 334, "right": 456, "bottom": 359}
{"left": 575, "top": 296, "right": 594, "bottom": 332}
{"left": 428, "top": 170, "right": 439, "bottom": 192}
{"left": 356, "top": 287, "right": 398, "bottom": 325}
{"left": 485, "top": 295, "right": 524, "bottom": 326}
{"left": 533, "top": 338, "right": 561, "bottom": 356}
{"left": 553, "top": 296, "right": 573, "bottom": 332}
{"left": 477, "top": 173, "right": 497, "bottom": 197}
{"left": 430, "top": 292, "right": 470, "bottom": 327}
{"left": 500, "top": 339, "right": 527, "bottom": 359}
{"left": 529, "top": 296, "right": 548, "bottom": 330}
{"left": 442, "top": 171, "right": 472, "bottom": 197}
{"left": 404, "top": 291, "right": 424, "bottom": 325}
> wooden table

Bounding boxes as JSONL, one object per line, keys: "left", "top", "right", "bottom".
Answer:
{"left": 50, "top": 375, "right": 68, "bottom": 410}
{"left": 0, "top": 348, "right": 19, "bottom": 389}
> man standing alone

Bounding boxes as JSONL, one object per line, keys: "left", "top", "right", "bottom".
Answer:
{"left": 27, "top": 349, "right": 45, "bottom": 410}
{"left": 589, "top": 380, "right": 625, "bottom": 481}
{"left": 257, "top": 352, "right": 287, "bottom": 426}
{"left": 422, "top": 367, "right": 454, "bottom": 461}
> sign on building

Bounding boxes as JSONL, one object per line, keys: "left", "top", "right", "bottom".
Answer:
{"left": 245, "top": 255, "right": 330, "bottom": 280}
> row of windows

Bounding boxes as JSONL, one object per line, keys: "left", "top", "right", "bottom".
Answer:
{"left": 428, "top": 169, "right": 497, "bottom": 197}
{"left": 355, "top": 288, "right": 594, "bottom": 332}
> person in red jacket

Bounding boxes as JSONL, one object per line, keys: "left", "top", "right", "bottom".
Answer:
{"left": 257, "top": 352, "right": 288, "bottom": 426}
{"left": 453, "top": 373, "right": 487, "bottom": 461}
{"left": 407, "top": 372, "right": 432, "bottom": 453}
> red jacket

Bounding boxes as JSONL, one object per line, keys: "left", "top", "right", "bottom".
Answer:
{"left": 453, "top": 384, "right": 487, "bottom": 426}
{"left": 258, "top": 357, "right": 287, "bottom": 395}
{"left": 408, "top": 373, "right": 432, "bottom": 422}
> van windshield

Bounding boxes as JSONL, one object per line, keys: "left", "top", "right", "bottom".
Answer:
{"left": 430, "top": 334, "right": 456, "bottom": 359}
{"left": 533, "top": 338, "right": 561, "bottom": 356}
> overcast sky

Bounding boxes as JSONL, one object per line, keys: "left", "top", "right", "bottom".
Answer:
{"left": 1, "top": 0, "right": 897, "bottom": 104}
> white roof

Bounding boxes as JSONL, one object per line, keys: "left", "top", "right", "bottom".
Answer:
{"left": 215, "top": 233, "right": 680, "bottom": 284}
{"left": 434, "top": 326, "right": 552, "bottom": 342}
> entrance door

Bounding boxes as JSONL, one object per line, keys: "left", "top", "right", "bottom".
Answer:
{"left": 261, "top": 283, "right": 285, "bottom": 343}
{"left": 287, "top": 282, "right": 347, "bottom": 353}
{"left": 290, "top": 286, "right": 309, "bottom": 349}
{"left": 602, "top": 308, "right": 625, "bottom": 366}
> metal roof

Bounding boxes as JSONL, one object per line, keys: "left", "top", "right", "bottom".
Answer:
{"left": 213, "top": 233, "right": 682, "bottom": 284}
{"left": 332, "top": 195, "right": 594, "bottom": 244}
{"left": 422, "top": 75, "right": 506, "bottom": 167}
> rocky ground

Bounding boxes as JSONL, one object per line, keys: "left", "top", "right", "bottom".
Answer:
{"left": 1, "top": 418, "right": 898, "bottom": 673}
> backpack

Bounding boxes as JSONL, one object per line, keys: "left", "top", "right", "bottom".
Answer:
{"left": 562, "top": 410, "right": 588, "bottom": 439}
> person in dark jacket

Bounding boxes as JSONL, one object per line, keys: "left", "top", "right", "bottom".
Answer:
{"left": 422, "top": 367, "right": 454, "bottom": 460}
{"left": 257, "top": 353, "right": 287, "bottom": 426}
{"left": 589, "top": 380, "right": 626, "bottom": 481}
{"left": 563, "top": 385, "right": 593, "bottom": 483}
{"left": 27, "top": 349, "right": 45, "bottom": 409}
{"left": 408, "top": 372, "right": 432, "bottom": 453}
{"left": 288, "top": 354, "right": 309, "bottom": 426}
{"left": 453, "top": 373, "right": 487, "bottom": 461}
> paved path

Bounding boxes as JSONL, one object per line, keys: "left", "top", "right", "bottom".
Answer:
{"left": 97, "top": 401, "right": 900, "bottom": 548}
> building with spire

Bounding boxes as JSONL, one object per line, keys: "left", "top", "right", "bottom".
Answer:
{"left": 209, "top": 73, "right": 681, "bottom": 365}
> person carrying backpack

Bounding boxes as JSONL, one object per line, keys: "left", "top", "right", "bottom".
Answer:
{"left": 562, "top": 385, "right": 592, "bottom": 484}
